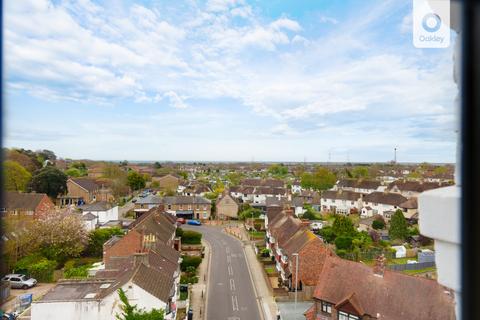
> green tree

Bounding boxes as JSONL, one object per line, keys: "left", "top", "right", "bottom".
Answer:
{"left": 300, "top": 167, "right": 336, "bottom": 191}
{"left": 351, "top": 166, "right": 369, "bottom": 179}
{"left": 317, "top": 226, "right": 336, "bottom": 243}
{"left": 29, "top": 166, "right": 68, "bottom": 198}
{"left": 335, "top": 235, "right": 353, "bottom": 250}
{"left": 267, "top": 164, "right": 288, "bottom": 177}
{"left": 332, "top": 215, "right": 355, "bottom": 237}
{"left": 6, "top": 149, "right": 41, "bottom": 173}
{"left": 154, "top": 162, "right": 162, "bottom": 169}
{"left": 3, "top": 160, "right": 31, "bottom": 191}
{"left": 84, "top": 227, "right": 124, "bottom": 257}
{"left": 116, "top": 288, "right": 164, "bottom": 320}
{"left": 389, "top": 209, "right": 409, "bottom": 240}
{"left": 127, "top": 171, "right": 146, "bottom": 191}
{"left": 65, "top": 168, "right": 82, "bottom": 177}
{"left": 372, "top": 219, "right": 385, "bottom": 230}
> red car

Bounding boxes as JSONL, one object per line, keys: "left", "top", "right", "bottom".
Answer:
{"left": 176, "top": 218, "right": 186, "bottom": 224}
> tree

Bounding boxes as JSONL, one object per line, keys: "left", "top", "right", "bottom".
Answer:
{"left": 335, "top": 236, "right": 353, "bottom": 250}
{"left": 351, "top": 166, "right": 369, "bottom": 179}
{"left": 4, "top": 160, "right": 31, "bottom": 191}
{"left": 153, "top": 162, "right": 162, "bottom": 169}
{"left": 65, "top": 168, "right": 82, "bottom": 177}
{"left": 300, "top": 167, "right": 336, "bottom": 191}
{"left": 389, "top": 209, "right": 409, "bottom": 240}
{"left": 127, "top": 171, "right": 146, "bottom": 191}
{"left": 332, "top": 215, "right": 355, "bottom": 237}
{"left": 372, "top": 218, "right": 385, "bottom": 230}
{"left": 29, "top": 166, "right": 68, "bottom": 198}
{"left": 84, "top": 227, "right": 124, "bottom": 257}
{"left": 318, "top": 226, "right": 336, "bottom": 243}
{"left": 36, "top": 149, "right": 57, "bottom": 162}
{"left": 25, "top": 211, "right": 88, "bottom": 263}
{"left": 301, "top": 205, "right": 321, "bottom": 220}
{"left": 6, "top": 149, "right": 41, "bottom": 173}
{"left": 267, "top": 164, "right": 288, "bottom": 177}
{"left": 116, "top": 288, "right": 164, "bottom": 320}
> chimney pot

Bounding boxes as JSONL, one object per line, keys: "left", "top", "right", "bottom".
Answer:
{"left": 373, "top": 254, "right": 386, "bottom": 277}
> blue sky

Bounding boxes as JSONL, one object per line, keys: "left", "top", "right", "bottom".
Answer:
{"left": 4, "top": 0, "right": 457, "bottom": 162}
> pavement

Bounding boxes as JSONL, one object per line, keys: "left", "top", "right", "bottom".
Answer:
{"left": 189, "top": 238, "right": 210, "bottom": 320}
{"left": 0, "top": 283, "right": 55, "bottom": 314}
{"left": 276, "top": 302, "right": 312, "bottom": 320}
{"left": 184, "top": 224, "right": 262, "bottom": 320}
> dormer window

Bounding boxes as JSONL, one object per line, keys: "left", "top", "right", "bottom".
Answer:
{"left": 321, "top": 301, "right": 332, "bottom": 314}
{"left": 338, "top": 311, "right": 359, "bottom": 320}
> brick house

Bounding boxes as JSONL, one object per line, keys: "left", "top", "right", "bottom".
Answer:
{"left": 162, "top": 196, "right": 211, "bottom": 220}
{"left": 152, "top": 174, "right": 181, "bottom": 191}
{"left": 321, "top": 190, "right": 362, "bottom": 215}
{"left": 304, "top": 255, "right": 455, "bottom": 320}
{"left": 61, "top": 178, "right": 113, "bottom": 205}
{"left": 216, "top": 194, "right": 239, "bottom": 220}
{"left": 2, "top": 192, "right": 55, "bottom": 218}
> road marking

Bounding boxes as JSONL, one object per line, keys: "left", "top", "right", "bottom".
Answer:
{"left": 230, "top": 278, "right": 236, "bottom": 291}
{"left": 228, "top": 317, "right": 240, "bottom": 320}
{"left": 227, "top": 255, "right": 231, "bottom": 263}
{"left": 231, "top": 295, "right": 239, "bottom": 311}
{"left": 228, "top": 265, "right": 233, "bottom": 276}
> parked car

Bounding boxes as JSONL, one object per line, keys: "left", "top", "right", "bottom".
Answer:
{"left": 187, "top": 220, "right": 201, "bottom": 226}
{"left": 176, "top": 218, "right": 186, "bottom": 224}
{"left": 1, "top": 274, "right": 37, "bottom": 289}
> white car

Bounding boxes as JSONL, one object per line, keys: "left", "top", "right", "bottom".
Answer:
{"left": 2, "top": 274, "right": 37, "bottom": 289}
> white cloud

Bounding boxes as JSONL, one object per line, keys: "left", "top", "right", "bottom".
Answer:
{"left": 318, "top": 15, "right": 339, "bottom": 24}
{"left": 160, "top": 91, "right": 189, "bottom": 109}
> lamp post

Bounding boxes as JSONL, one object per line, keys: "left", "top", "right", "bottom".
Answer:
{"left": 292, "top": 252, "right": 299, "bottom": 312}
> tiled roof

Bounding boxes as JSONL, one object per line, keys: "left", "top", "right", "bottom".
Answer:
{"left": 337, "top": 179, "right": 380, "bottom": 190}
{"left": 162, "top": 196, "right": 210, "bottom": 205}
{"left": 321, "top": 190, "right": 361, "bottom": 201}
{"left": 4, "top": 192, "right": 48, "bottom": 211}
{"left": 388, "top": 180, "right": 449, "bottom": 193}
{"left": 135, "top": 194, "right": 162, "bottom": 205}
{"left": 70, "top": 178, "right": 99, "bottom": 192}
{"left": 80, "top": 201, "right": 112, "bottom": 211}
{"left": 131, "top": 263, "right": 174, "bottom": 302}
{"left": 313, "top": 256, "right": 455, "bottom": 320}
{"left": 399, "top": 197, "right": 418, "bottom": 209}
{"left": 363, "top": 192, "right": 408, "bottom": 206}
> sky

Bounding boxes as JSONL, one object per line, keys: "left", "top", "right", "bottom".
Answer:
{"left": 4, "top": 0, "right": 457, "bottom": 162}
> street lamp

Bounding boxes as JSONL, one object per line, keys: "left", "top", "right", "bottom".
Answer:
{"left": 292, "top": 252, "right": 299, "bottom": 312}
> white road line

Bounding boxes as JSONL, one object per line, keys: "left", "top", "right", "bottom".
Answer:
{"left": 227, "top": 255, "right": 231, "bottom": 263}
{"left": 230, "top": 278, "right": 236, "bottom": 291}
{"left": 231, "top": 295, "right": 239, "bottom": 311}
{"left": 228, "top": 265, "right": 234, "bottom": 276}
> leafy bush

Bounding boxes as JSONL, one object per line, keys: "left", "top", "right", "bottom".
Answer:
{"left": 335, "top": 236, "right": 353, "bottom": 250}
{"left": 15, "top": 254, "right": 56, "bottom": 282}
{"left": 372, "top": 219, "right": 385, "bottom": 230}
{"left": 64, "top": 265, "right": 91, "bottom": 279}
{"left": 181, "top": 230, "right": 202, "bottom": 245}
{"left": 238, "top": 208, "right": 262, "bottom": 220}
{"left": 180, "top": 256, "right": 202, "bottom": 271}
{"left": 180, "top": 275, "right": 198, "bottom": 284}
{"left": 317, "top": 226, "right": 336, "bottom": 243}
{"left": 176, "top": 228, "right": 184, "bottom": 237}
{"left": 84, "top": 227, "right": 124, "bottom": 257}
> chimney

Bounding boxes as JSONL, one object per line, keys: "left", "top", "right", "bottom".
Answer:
{"left": 373, "top": 254, "right": 386, "bottom": 277}
{"left": 133, "top": 252, "right": 149, "bottom": 267}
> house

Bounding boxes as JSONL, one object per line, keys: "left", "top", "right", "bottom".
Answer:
{"left": 321, "top": 190, "right": 362, "bottom": 215}
{"left": 216, "top": 194, "right": 239, "bottom": 220}
{"left": 162, "top": 196, "right": 211, "bottom": 220}
{"left": 32, "top": 253, "right": 179, "bottom": 320}
{"left": 134, "top": 194, "right": 163, "bottom": 218}
{"left": 334, "top": 179, "right": 383, "bottom": 194}
{"left": 182, "top": 182, "right": 211, "bottom": 197}
{"left": 152, "top": 174, "right": 181, "bottom": 192}
{"left": 399, "top": 197, "right": 418, "bottom": 220}
{"left": 304, "top": 255, "right": 455, "bottom": 320}
{"left": 387, "top": 180, "right": 449, "bottom": 198}
{"left": 2, "top": 192, "right": 54, "bottom": 218}
{"left": 61, "top": 178, "right": 113, "bottom": 206}
{"left": 291, "top": 180, "right": 302, "bottom": 194}
{"left": 79, "top": 201, "right": 119, "bottom": 226}
{"left": 361, "top": 192, "right": 408, "bottom": 217}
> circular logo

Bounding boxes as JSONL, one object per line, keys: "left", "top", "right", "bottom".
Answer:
{"left": 422, "top": 13, "right": 442, "bottom": 33}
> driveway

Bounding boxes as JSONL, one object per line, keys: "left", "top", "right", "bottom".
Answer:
{"left": 0, "top": 283, "right": 55, "bottom": 313}
{"left": 184, "top": 225, "right": 262, "bottom": 320}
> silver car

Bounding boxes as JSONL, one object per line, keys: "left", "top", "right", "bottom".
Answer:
{"left": 2, "top": 274, "right": 37, "bottom": 289}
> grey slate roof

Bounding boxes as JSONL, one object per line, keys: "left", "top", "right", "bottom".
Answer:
{"left": 162, "top": 196, "right": 210, "bottom": 205}
{"left": 79, "top": 201, "right": 112, "bottom": 211}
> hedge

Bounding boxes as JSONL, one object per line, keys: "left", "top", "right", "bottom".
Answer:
{"left": 181, "top": 230, "right": 202, "bottom": 245}
{"left": 181, "top": 256, "right": 202, "bottom": 271}
{"left": 15, "top": 254, "right": 57, "bottom": 283}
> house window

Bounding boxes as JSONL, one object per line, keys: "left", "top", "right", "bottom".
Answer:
{"left": 338, "top": 311, "right": 359, "bottom": 320}
{"left": 168, "top": 205, "right": 172, "bottom": 210}
{"left": 188, "top": 205, "right": 192, "bottom": 210}
{"left": 321, "top": 301, "right": 332, "bottom": 314}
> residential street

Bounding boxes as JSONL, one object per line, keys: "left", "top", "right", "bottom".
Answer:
{"left": 184, "top": 225, "right": 262, "bottom": 320}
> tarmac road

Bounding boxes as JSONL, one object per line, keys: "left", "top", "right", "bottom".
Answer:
{"left": 184, "top": 225, "right": 262, "bottom": 320}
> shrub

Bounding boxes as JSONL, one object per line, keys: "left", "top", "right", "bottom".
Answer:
{"left": 180, "top": 275, "right": 199, "bottom": 284}
{"left": 64, "top": 265, "right": 91, "bottom": 279}
{"left": 180, "top": 256, "right": 202, "bottom": 271}
{"left": 372, "top": 219, "right": 385, "bottom": 230}
{"left": 176, "top": 228, "right": 184, "bottom": 237}
{"left": 335, "top": 236, "right": 353, "bottom": 250}
{"left": 84, "top": 227, "right": 124, "bottom": 258}
{"left": 15, "top": 254, "right": 56, "bottom": 282}
{"left": 181, "top": 231, "right": 202, "bottom": 245}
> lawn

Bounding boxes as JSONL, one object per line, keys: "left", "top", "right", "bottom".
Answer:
{"left": 403, "top": 267, "right": 437, "bottom": 276}
{"left": 249, "top": 231, "right": 266, "bottom": 238}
